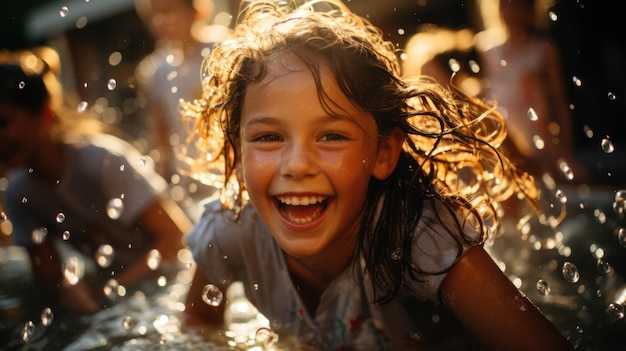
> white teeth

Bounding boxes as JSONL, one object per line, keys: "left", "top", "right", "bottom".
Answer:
{"left": 287, "top": 213, "right": 315, "bottom": 224}
{"left": 277, "top": 195, "right": 326, "bottom": 206}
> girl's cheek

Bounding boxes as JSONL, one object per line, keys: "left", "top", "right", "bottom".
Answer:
{"left": 241, "top": 148, "right": 274, "bottom": 173}
{"left": 321, "top": 147, "right": 375, "bottom": 175}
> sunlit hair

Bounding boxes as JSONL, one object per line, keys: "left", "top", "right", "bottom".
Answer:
{"left": 0, "top": 47, "right": 105, "bottom": 142}
{"left": 181, "top": 0, "right": 542, "bottom": 304}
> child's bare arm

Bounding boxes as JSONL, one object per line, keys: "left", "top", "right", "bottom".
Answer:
{"left": 182, "top": 267, "right": 226, "bottom": 332}
{"left": 440, "top": 245, "right": 574, "bottom": 351}
{"left": 27, "top": 240, "right": 100, "bottom": 314}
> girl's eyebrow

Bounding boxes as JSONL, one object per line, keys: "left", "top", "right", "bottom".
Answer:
{"left": 243, "top": 115, "right": 276, "bottom": 127}
{"left": 244, "top": 113, "right": 357, "bottom": 127}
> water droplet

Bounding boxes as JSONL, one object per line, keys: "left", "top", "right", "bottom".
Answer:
{"left": 77, "top": 101, "right": 88, "bottom": 113}
{"left": 32, "top": 227, "right": 48, "bottom": 244}
{"left": 62, "top": 256, "right": 84, "bottom": 285}
{"left": 40, "top": 307, "right": 54, "bottom": 326}
{"left": 119, "top": 164, "right": 125, "bottom": 172}
{"left": 95, "top": 244, "right": 115, "bottom": 267}
{"left": 601, "top": 138, "right": 614, "bottom": 153}
{"left": 106, "top": 198, "right": 124, "bottom": 219}
{"left": 122, "top": 315, "right": 134, "bottom": 330}
{"left": 139, "top": 157, "right": 147, "bottom": 167}
{"left": 607, "top": 303, "right": 625, "bottom": 319}
{"left": 146, "top": 249, "right": 162, "bottom": 270}
{"left": 469, "top": 59, "right": 480, "bottom": 74}
{"left": 202, "top": 284, "right": 224, "bottom": 306}
{"left": 103, "top": 278, "right": 120, "bottom": 299}
{"left": 18, "top": 81, "right": 26, "bottom": 89}
{"left": 572, "top": 76, "right": 582, "bottom": 86}
{"left": 107, "top": 79, "right": 117, "bottom": 90}
{"left": 536, "top": 279, "right": 551, "bottom": 296}
{"left": 255, "top": 327, "right": 276, "bottom": 345}
{"left": 409, "top": 331, "right": 422, "bottom": 341}
{"left": 614, "top": 190, "right": 626, "bottom": 218}
{"left": 448, "top": 58, "right": 461, "bottom": 73}
{"left": 62, "top": 230, "right": 71, "bottom": 240}
{"left": 558, "top": 160, "right": 574, "bottom": 180}
{"left": 56, "top": 212, "right": 66, "bottom": 223}
{"left": 514, "top": 295, "right": 528, "bottom": 311}
{"left": 157, "top": 275, "right": 167, "bottom": 286}
{"left": 527, "top": 107, "right": 538, "bottom": 121}
{"left": 608, "top": 92, "right": 616, "bottom": 101}
{"left": 594, "top": 209, "right": 607, "bottom": 224}
{"left": 0, "top": 211, "right": 7, "bottom": 223}
{"left": 618, "top": 228, "right": 626, "bottom": 247}
{"left": 562, "top": 262, "right": 580, "bottom": 283}
{"left": 532, "top": 135, "right": 545, "bottom": 149}
{"left": 390, "top": 247, "right": 402, "bottom": 260}
{"left": 597, "top": 259, "right": 612, "bottom": 274}
{"left": 555, "top": 189, "right": 567, "bottom": 204}
{"left": 441, "top": 291, "right": 456, "bottom": 307}
{"left": 548, "top": 11, "right": 558, "bottom": 21}
{"left": 21, "top": 321, "right": 35, "bottom": 341}
{"left": 59, "top": 6, "right": 69, "bottom": 17}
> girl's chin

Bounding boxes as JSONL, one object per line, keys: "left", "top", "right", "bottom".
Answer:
{"left": 275, "top": 236, "right": 325, "bottom": 258}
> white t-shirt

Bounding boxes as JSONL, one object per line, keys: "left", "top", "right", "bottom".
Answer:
{"left": 187, "top": 197, "right": 480, "bottom": 350}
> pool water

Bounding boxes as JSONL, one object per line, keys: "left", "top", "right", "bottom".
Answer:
{"left": 1, "top": 186, "right": 626, "bottom": 350}
{"left": 0, "top": 248, "right": 312, "bottom": 351}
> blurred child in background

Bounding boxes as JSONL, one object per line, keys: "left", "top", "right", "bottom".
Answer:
{"left": 135, "top": 0, "right": 229, "bottom": 221}
{"left": 0, "top": 47, "right": 191, "bottom": 314}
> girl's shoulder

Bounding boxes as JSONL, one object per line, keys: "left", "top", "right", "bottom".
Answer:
{"left": 187, "top": 199, "right": 270, "bottom": 256}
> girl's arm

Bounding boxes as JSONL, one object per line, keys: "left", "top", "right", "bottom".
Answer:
{"left": 27, "top": 239, "right": 100, "bottom": 314}
{"left": 182, "top": 267, "right": 226, "bottom": 336}
{"left": 440, "top": 245, "right": 574, "bottom": 351}
{"left": 113, "top": 197, "right": 190, "bottom": 289}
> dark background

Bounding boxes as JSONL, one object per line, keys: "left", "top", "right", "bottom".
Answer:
{"left": 1, "top": 0, "right": 625, "bottom": 186}
{"left": 1, "top": 1, "right": 626, "bottom": 349}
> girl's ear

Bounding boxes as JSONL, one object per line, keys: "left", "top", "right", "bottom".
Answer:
{"left": 372, "top": 127, "right": 405, "bottom": 180}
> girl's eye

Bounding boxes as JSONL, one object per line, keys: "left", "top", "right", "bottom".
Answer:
{"left": 253, "top": 133, "right": 282, "bottom": 142}
{"left": 320, "top": 133, "right": 348, "bottom": 142}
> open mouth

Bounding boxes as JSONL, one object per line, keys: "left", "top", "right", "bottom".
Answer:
{"left": 276, "top": 195, "right": 329, "bottom": 224}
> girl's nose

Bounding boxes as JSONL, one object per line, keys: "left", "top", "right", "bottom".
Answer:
{"left": 280, "top": 140, "right": 318, "bottom": 179}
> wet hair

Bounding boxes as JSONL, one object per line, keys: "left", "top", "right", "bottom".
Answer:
{"left": 182, "top": 0, "right": 541, "bottom": 304}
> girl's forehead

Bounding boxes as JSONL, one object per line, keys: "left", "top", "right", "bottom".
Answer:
{"left": 254, "top": 52, "right": 333, "bottom": 89}
{"left": 243, "top": 55, "right": 375, "bottom": 130}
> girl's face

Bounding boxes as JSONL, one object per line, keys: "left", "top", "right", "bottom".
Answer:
{"left": 239, "top": 54, "right": 399, "bottom": 260}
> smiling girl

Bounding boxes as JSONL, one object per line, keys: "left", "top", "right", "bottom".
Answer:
{"left": 181, "top": 1, "right": 573, "bottom": 350}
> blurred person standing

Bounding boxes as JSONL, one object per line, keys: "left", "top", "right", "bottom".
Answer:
{"left": 403, "top": 25, "right": 484, "bottom": 98}
{"left": 0, "top": 47, "right": 191, "bottom": 315}
{"left": 478, "top": 0, "right": 588, "bottom": 185}
{"left": 135, "top": 0, "right": 229, "bottom": 221}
